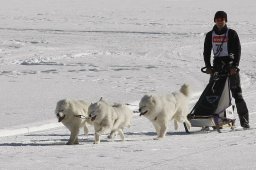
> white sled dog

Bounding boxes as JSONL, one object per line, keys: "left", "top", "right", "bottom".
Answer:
{"left": 139, "top": 84, "right": 191, "bottom": 140}
{"left": 88, "top": 98, "right": 133, "bottom": 144}
{"left": 55, "top": 99, "right": 92, "bottom": 145}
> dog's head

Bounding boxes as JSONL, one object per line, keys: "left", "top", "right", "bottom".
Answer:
{"left": 139, "top": 95, "right": 157, "bottom": 117}
{"left": 88, "top": 97, "right": 107, "bottom": 122}
{"left": 88, "top": 103, "right": 99, "bottom": 121}
{"left": 55, "top": 99, "right": 70, "bottom": 122}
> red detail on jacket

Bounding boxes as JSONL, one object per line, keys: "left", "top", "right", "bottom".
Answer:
{"left": 213, "top": 35, "right": 228, "bottom": 43}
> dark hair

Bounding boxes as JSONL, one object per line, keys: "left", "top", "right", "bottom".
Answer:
{"left": 214, "top": 11, "right": 227, "bottom": 22}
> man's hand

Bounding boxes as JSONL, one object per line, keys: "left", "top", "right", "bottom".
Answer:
{"left": 229, "top": 67, "right": 238, "bottom": 75}
{"left": 206, "top": 67, "right": 214, "bottom": 75}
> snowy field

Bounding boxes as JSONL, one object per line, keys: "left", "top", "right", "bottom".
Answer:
{"left": 1, "top": 0, "right": 256, "bottom": 169}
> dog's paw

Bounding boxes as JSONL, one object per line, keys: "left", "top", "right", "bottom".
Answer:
{"left": 66, "top": 142, "right": 74, "bottom": 145}
{"left": 153, "top": 137, "right": 164, "bottom": 140}
{"left": 94, "top": 141, "right": 100, "bottom": 144}
{"left": 95, "top": 132, "right": 102, "bottom": 136}
{"left": 66, "top": 142, "right": 79, "bottom": 145}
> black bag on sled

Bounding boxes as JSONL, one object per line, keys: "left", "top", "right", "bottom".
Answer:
{"left": 187, "top": 67, "right": 236, "bottom": 132}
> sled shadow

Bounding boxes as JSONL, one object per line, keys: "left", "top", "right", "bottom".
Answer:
{"left": 125, "top": 132, "right": 156, "bottom": 136}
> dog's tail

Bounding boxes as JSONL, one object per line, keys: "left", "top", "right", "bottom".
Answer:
{"left": 180, "top": 83, "right": 190, "bottom": 96}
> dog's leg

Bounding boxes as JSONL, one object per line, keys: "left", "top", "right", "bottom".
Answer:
{"left": 74, "top": 137, "right": 79, "bottom": 144}
{"left": 118, "top": 129, "right": 125, "bottom": 141}
{"left": 174, "top": 120, "right": 179, "bottom": 130}
{"left": 93, "top": 124, "right": 101, "bottom": 144}
{"left": 108, "top": 130, "right": 117, "bottom": 140}
{"left": 109, "top": 120, "right": 119, "bottom": 139}
{"left": 94, "top": 132, "right": 100, "bottom": 144}
{"left": 94, "top": 125, "right": 111, "bottom": 144}
{"left": 154, "top": 122, "right": 167, "bottom": 140}
{"left": 96, "top": 125, "right": 111, "bottom": 135}
{"left": 184, "top": 119, "right": 191, "bottom": 130}
{"left": 158, "top": 125, "right": 167, "bottom": 138}
{"left": 67, "top": 126, "right": 80, "bottom": 145}
{"left": 84, "top": 125, "right": 89, "bottom": 136}
{"left": 112, "top": 119, "right": 121, "bottom": 131}
{"left": 152, "top": 122, "right": 160, "bottom": 136}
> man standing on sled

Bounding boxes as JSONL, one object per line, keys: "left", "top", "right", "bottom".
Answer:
{"left": 203, "top": 11, "right": 250, "bottom": 129}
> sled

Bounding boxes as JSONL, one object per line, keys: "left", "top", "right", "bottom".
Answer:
{"left": 186, "top": 66, "right": 237, "bottom": 133}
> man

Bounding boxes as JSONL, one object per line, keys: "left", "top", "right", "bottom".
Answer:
{"left": 203, "top": 11, "right": 250, "bottom": 129}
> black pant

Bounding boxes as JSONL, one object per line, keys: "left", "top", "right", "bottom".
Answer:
{"left": 212, "top": 58, "right": 249, "bottom": 127}
{"left": 229, "top": 73, "right": 249, "bottom": 127}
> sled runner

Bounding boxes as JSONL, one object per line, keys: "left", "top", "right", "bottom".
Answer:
{"left": 186, "top": 64, "right": 237, "bottom": 133}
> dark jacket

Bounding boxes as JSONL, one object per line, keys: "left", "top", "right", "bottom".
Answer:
{"left": 203, "top": 25, "right": 241, "bottom": 68}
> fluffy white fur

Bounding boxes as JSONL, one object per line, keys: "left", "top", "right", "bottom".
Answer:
{"left": 88, "top": 98, "right": 133, "bottom": 144}
{"left": 55, "top": 99, "right": 92, "bottom": 145}
{"left": 139, "top": 84, "right": 191, "bottom": 140}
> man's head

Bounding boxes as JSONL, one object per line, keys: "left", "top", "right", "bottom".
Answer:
{"left": 214, "top": 11, "right": 227, "bottom": 22}
{"left": 214, "top": 11, "right": 227, "bottom": 29}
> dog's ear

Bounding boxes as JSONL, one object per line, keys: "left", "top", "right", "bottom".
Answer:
{"left": 65, "top": 100, "right": 72, "bottom": 108}
{"left": 150, "top": 95, "right": 156, "bottom": 104}
{"left": 149, "top": 95, "right": 153, "bottom": 100}
{"left": 60, "top": 99, "right": 67, "bottom": 107}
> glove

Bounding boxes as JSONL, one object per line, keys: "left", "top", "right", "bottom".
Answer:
{"left": 229, "top": 67, "right": 238, "bottom": 75}
{"left": 206, "top": 67, "right": 214, "bottom": 75}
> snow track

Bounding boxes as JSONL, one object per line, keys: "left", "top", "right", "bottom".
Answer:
{"left": 0, "top": 121, "right": 62, "bottom": 137}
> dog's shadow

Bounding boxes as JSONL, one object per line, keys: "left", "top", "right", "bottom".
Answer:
{"left": 0, "top": 133, "right": 114, "bottom": 146}
{"left": 25, "top": 133, "right": 70, "bottom": 137}
{"left": 0, "top": 131, "right": 191, "bottom": 146}
{"left": 125, "top": 131, "right": 156, "bottom": 136}
{"left": 125, "top": 131, "right": 189, "bottom": 136}
{"left": 0, "top": 141, "right": 66, "bottom": 146}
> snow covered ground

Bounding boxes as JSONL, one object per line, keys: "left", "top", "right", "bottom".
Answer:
{"left": 1, "top": 0, "right": 256, "bottom": 169}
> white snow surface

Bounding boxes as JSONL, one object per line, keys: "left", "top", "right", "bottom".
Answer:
{"left": 1, "top": 0, "right": 256, "bottom": 169}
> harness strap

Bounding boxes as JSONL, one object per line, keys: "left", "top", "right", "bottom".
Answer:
{"left": 74, "top": 115, "right": 88, "bottom": 119}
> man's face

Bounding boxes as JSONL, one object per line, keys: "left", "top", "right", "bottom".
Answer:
{"left": 215, "top": 18, "right": 226, "bottom": 29}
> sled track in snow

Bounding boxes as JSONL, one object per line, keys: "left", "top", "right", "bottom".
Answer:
{"left": 0, "top": 27, "right": 170, "bottom": 36}
{"left": 0, "top": 122, "right": 63, "bottom": 137}
{"left": 0, "top": 27, "right": 203, "bottom": 37}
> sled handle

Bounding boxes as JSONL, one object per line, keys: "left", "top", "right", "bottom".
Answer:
{"left": 201, "top": 67, "right": 211, "bottom": 74}
{"left": 234, "top": 67, "right": 240, "bottom": 72}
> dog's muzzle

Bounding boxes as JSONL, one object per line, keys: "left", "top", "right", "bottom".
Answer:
{"left": 89, "top": 112, "right": 97, "bottom": 121}
{"left": 139, "top": 108, "right": 148, "bottom": 116}
{"left": 57, "top": 112, "right": 65, "bottom": 122}
{"left": 91, "top": 115, "right": 97, "bottom": 121}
